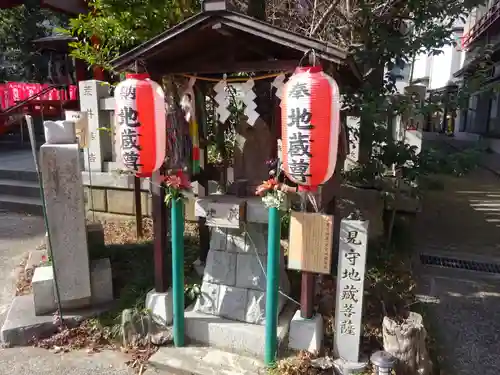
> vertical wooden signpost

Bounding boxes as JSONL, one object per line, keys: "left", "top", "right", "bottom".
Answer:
{"left": 334, "top": 218, "right": 369, "bottom": 371}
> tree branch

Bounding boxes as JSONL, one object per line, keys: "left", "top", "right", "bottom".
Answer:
{"left": 309, "top": 0, "right": 343, "bottom": 36}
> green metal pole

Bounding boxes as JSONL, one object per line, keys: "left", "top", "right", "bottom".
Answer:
{"left": 171, "top": 197, "right": 185, "bottom": 347}
{"left": 265, "top": 206, "right": 281, "bottom": 366}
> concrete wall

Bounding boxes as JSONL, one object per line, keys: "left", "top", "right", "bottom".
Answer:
{"left": 82, "top": 172, "right": 152, "bottom": 217}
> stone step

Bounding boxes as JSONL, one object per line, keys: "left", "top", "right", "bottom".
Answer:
{"left": 0, "top": 194, "right": 43, "bottom": 215}
{"left": 0, "top": 169, "right": 39, "bottom": 182}
{"left": 0, "top": 179, "right": 41, "bottom": 198}
{"left": 148, "top": 346, "right": 266, "bottom": 375}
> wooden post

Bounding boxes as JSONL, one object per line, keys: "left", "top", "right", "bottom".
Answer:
{"left": 134, "top": 176, "right": 143, "bottom": 238}
{"left": 151, "top": 170, "right": 168, "bottom": 292}
{"left": 299, "top": 191, "right": 315, "bottom": 319}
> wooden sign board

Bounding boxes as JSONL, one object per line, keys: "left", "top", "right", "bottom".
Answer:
{"left": 65, "top": 110, "right": 88, "bottom": 149}
{"left": 184, "top": 197, "right": 197, "bottom": 222}
{"left": 287, "top": 211, "right": 333, "bottom": 274}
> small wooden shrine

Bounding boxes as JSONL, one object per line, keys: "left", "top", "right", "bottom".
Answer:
{"left": 111, "top": 0, "right": 360, "bottom": 362}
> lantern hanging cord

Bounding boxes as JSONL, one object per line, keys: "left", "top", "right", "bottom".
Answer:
{"left": 298, "top": 48, "right": 318, "bottom": 67}
{"left": 177, "top": 72, "right": 289, "bottom": 83}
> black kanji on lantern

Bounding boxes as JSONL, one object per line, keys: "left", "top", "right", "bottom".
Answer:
{"left": 121, "top": 128, "right": 141, "bottom": 151}
{"left": 288, "top": 82, "right": 311, "bottom": 99}
{"left": 118, "top": 106, "right": 140, "bottom": 127}
{"left": 119, "top": 85, "right": 136, "bottom": 100}
{"left": 122, "top": 151, "right": 143, "bottom": 171}
{"left": 288, "top": 132, "right": 312, "bottom": 157}
{"left": 288, "top": 158, "right": 311, "bottom": 183}
{"left": 288, "top": 108, "right": 313, "bottom": 130}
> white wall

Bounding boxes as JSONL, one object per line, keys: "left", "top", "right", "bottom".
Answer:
{"left": 412, "top": 53, "right": 430, "bottom": 80}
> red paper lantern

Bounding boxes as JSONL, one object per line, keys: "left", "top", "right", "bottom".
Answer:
{"left": 281, "top": 66, "right": 340, "bottom": 189}
{"left": 115, "top": 73, "right": 166, "bottom": 177}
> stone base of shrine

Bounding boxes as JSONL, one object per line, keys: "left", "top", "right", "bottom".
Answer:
{"left": 184, "top": 302, "right": 296, "bottom": 359}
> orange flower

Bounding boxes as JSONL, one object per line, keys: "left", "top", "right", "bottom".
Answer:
{"left": 255, "top": 178, "right": 278, "bottom": 196}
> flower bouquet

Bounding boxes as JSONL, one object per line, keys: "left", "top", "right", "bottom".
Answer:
{"left": 164, "top": 171, "right": 193, "bottom": 205}
{"left": 255, "top": 177, "right": 288, "bottom": 210}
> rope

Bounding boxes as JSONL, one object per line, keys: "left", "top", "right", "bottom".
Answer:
{"left": 178, "top": 72, "right": 289, "bottom": 83}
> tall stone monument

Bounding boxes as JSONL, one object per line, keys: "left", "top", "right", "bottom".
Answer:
{"left": 40, "top": 120, "right": 92, "bottom": 308}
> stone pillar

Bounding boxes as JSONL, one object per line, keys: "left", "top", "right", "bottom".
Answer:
{"left": 40, "top": 123, "right": 92, "bottom": 309}
{"left": 79, "top": 80, "right": 111, "bottom": 172}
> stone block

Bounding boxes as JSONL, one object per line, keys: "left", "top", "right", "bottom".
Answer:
{"left": 245, "top": 289, "right": 288, "bottom": 325}
{"left": 184, "top": 303, "right": 296, "bottom": 359}
{"left": 31, "top": 266, "right": 56, "bottom": 316}
{"left": 43, "top": 120, "right": 76, "bottom": 144}
{"left": 146, "top": 288, "right": 173, "bottom": 326}
{"left": 218, "top": 285, "right": 247, "bottom": 321}
{"left": 226, "top": 228, "right": 248, "bottom": 253}
{"left": 1, "top": 295, "right": 109, "bottom": 346}
{"left": 246, "top": 198, "right": 268, "bottom": 224}
{"left": 235, "top": 254, "right": 267, "bottom": 291}
{"left": 244, "top": 223, "right": 267, "bottom": 255}
{"left": 87, "top": 222, "right": 105, "bottom": 250}
{"left": 209, "top": 227, "right": 227, "bottom": 251}
{"left": 194, "top": 282, "right": 220, "bottom": 315}
{"left": 40, "top": 143, "right": 91, "bottom": 306}
{"left": 203, "top": 250, "right": 236, "bottom": 286}
{"left": 148, "top": 346, "right": 264, "bottom": 375}
{"left": 83, "top": 187, "right": 107, "bottom": 212}
{"left": 106, "top": 189, "right": 150, "bottom": 216}
{"left": 288, "top": 311, "right": 323, "bottom": 353}
{"left": 25, "top": 250, "right": 47, "bottom": 279}
{"left": 195, "top": 196, "right": 246, "bottom": 229}
{"left": 90, "top": 258, "right": 113, "bottom": 305}
{"left": 333, "top": 358, "right": 368, "bottom": 375}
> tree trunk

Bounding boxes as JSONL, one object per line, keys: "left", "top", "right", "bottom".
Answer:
{"left": 382, "top": 312, "right": 432, "bottom": 375}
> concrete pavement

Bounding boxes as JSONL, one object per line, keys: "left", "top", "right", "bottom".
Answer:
{"left": 415, "top": 168, "right": 500, "bottom": 374}
{"left": 0, "top": 211, "right": 45, "bottom": 324}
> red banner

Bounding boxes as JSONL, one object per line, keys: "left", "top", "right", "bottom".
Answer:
{"left": 0, "top": 83, "right": 78, "bottom": 110}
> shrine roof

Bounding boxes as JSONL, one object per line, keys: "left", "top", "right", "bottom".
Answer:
{"left": 110, "top": 7, "right": 361, "bottom": 85}
{"left": 32, "top": 35, "right": 78, "bottom": 53}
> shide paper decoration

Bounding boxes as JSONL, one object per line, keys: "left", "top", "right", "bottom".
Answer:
{"left": 272, "top": 73, "right": 287, "bottom": 105}
{"left": 281, "top": 66, "right": 340, "bottom": 189}
{"left": 241, "top": 78, "right": 259, "bottom": 126}
{"left": 115, "top": 73, "right": 166, "bottom": 177}
{"left": 213, "top": 76, "right": 231, "bottom": 124}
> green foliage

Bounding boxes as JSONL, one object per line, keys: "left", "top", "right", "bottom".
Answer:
{"left": 344, "top": 145, "right": 482, "bottom": 188}
{"left": 206, "top": 84, "right": 242, "bottom": 165}
{"left": 63, "top": 0, "right": 200, "bottom": 70}
{"left": 0, "top": 0, "right": 67, "bottom": 81}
